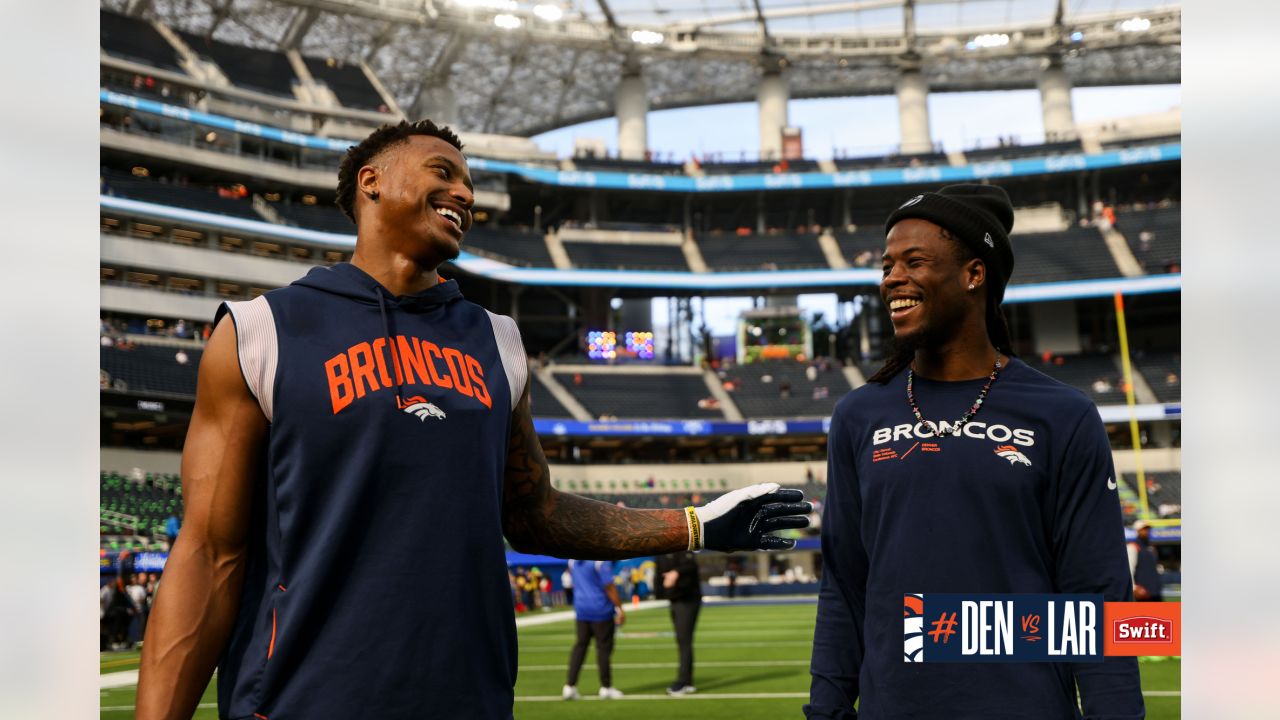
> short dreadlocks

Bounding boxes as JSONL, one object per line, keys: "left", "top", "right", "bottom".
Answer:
{"left": 335, "top": 119, "right": 465, "bottom": 223}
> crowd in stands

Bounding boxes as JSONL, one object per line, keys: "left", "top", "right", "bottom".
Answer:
{"left": 101, "top": 568, "right": 160, "bottom": 651}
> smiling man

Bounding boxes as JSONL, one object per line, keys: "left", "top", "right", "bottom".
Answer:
{"left": 135, "top": 120, "right": 812, "bottom": 720}
{"left": 806, "top": 184, "right": 1143, "bottom": 719}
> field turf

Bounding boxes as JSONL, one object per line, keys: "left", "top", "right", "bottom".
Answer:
{"left": 101, "top": 601, "right": 1180, "bottom": 718}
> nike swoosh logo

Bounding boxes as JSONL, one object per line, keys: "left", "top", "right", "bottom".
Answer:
{"left": 1107, "top": 477, "right": 1118, "bottom": 490}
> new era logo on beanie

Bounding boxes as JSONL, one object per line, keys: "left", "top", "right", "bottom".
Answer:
{"left": 884, "top": 183, "right": 1016, "bottom": 301}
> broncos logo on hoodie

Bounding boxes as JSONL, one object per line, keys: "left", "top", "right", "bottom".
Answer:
{"left": 397, "top": 395, "right": 447, "bottom": 421}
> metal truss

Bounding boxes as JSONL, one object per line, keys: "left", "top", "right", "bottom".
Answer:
{"left": 118, "top": 0, "right": 1181, "bottom": 136}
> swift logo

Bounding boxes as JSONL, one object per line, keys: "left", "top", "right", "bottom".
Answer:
{"left": 1107, "top": 476, "right": 1118, "bottom": 490}
{"left": 1113, "top": 616, "right": 1173, "bottom": 644}
{"left": 994, "top": 444, "right": 1031, "bottom": 466}
{"left": 899, "top": 194, "right": 924, "bottom": 209}
{"left": 984, "top": 232, "right": 994, "bottom": 247}
{"left": 397, "top": 395, "right": 446, "bottom": 422}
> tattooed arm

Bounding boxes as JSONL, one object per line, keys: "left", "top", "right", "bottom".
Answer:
{"left": 502, "top": 383, "right": 690, "bottom": 559}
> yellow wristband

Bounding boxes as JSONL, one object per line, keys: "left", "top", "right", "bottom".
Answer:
{"left": 684, "top": 506, "right": 702, "bottom": 551}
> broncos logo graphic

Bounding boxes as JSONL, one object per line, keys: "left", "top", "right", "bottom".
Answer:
{"left": 398, "top": 395, "right": 447, "bottom": 422}
{"left": 994, "top": 444, "right": 1031, "bottom": 467}
{"left": 904, "top": 593, "right": 925, "bottom": 662}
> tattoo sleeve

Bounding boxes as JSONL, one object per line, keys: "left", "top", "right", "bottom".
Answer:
{"left": 501, "top": 384, "right": 689, "bottom": 559}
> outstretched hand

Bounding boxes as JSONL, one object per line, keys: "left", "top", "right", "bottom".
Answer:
{"left": 689, "top": 483, "right": 812, "bottom": 552}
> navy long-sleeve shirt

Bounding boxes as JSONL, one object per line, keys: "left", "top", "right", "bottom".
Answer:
{"left": 806, "top": 358, "right": 1144, "bottom": 720}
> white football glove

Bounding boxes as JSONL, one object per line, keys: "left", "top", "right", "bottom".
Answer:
{"left": 685, "top": 483, "right": 812, "bottom": 552}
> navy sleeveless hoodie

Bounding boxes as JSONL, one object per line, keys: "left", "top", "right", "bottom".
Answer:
{"left": 213, "top": 262, "right": 528, "bottom": 720}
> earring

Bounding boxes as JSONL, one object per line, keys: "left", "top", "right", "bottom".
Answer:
{"left": 968, "top": 284, "right": 975, "bottom": 290}
{"left": 367, "top": 191, "right": 380, "bottom": 201}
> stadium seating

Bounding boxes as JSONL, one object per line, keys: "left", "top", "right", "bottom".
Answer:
{"left": 100, "top": 9, "right": 184, "bottom": 73}
{"left": 1118, "top": 206, "right": 1181, "bottom": 273}
{"left": 530, "top": 375, "right": 575, "bottom": 419}
{"left": 178, "top": 31, "right": 298, "bottom": 98}
{"left": 553, "top": 372, "right": 723, "bottom": 420}
{"left": 569, "top": 492, "right": 705, "bottom": 508}
{"left": 463, "top": 226, "right": 554, "bottom": 267}
{"left": 564, "top": 242, "right": 689, "bottom": 271}
{"left": 723, "top": 360, "right": 852, "bottom": 419}
{"left": 833, "top": 228, "right": 884, "bottom": 268}
{"left": 962, "top": 140, "right": 1084, "bottom": 163}
{"left": 102, "top": 170, "right": 263, "bottom": 221}
{"left": 697, "top": 232, "right": 829, "bottom": 271}
{"left": 1102, "top": 134, "right": 1181, "bottom": 150}
{"left": 1121, "top": 471, "right": 1181, "bottom": 519}
{"left": 1134, "top": 351, "right": 1181, "bottom": 403}
{"left": 572, "top": 157, "right": 687, "bottom": 175}
{"left": 699, "top": 159, "right": 821, "bottom": 175}
{"left": 101, "top": 345, "right": 201, "bottom": 397}
{"left": 1008, "top": 227, "right": 1120, "bottom": 284}
{"left": 833, "top": 151, "right": 949, "bottom": 171}
{"left": 302, "top": 56, "right": 386, "bottom": 111}
{"left": 1027, "top": 353, "right": 1128, "bottom": 405}
{"left": 100, "top": 471, "right": 183, "bottom": 539}
{"left": 274, "top": 202, "right": 354, "bottom": 234}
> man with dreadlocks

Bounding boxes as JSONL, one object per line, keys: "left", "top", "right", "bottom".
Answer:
{"left": 135, "top": 120, "right": 811, "bottom": 720}
{"left": 805, "top": 185, "right": 1143, "bottom": 719}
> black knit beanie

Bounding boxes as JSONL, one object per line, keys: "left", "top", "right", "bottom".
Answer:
{"left": 885, "top": 184, "right": 1016, "bottom": 301}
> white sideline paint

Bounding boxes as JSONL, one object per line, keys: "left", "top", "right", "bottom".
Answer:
{"left": 514, "top": 599, "right": 668, "bottom": 628}
{"left": 99, "top": 669, "right": 139, "bottom": 689}
{"left": 99, "top": 603, "right": 667, "bottom": 688}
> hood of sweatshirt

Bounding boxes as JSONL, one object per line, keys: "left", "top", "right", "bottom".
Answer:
{"left": 292, "top": 261, "right": 463, "bottom": 311}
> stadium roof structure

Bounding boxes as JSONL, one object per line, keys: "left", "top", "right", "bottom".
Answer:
{"left": 107, "top": 0, "right": 1180, "bottom": 136}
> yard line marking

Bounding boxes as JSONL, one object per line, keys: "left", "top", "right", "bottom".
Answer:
{"left": 520, "top": 659, "right": 811, "bottom": 671}
{"left": 520, "top": 640, "right": 816, "bottom": 651}
{"left": 514, "top": 693, "right": 811, "bottom": 702}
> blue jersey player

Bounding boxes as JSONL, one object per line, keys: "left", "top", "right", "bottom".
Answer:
{"left": 806, "top": 185, "right": 1144, "bottom": 719}
{"left": 135, "top": 120, "right": 812, "bottom": 720}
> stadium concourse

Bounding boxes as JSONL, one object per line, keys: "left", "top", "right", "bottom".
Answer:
{"left": 98, "top": 1, "right": 1181, "bottom": 716}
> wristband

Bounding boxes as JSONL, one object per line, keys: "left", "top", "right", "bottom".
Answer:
{"left": 684, "top": 506, "right": 702, "bottom": 551}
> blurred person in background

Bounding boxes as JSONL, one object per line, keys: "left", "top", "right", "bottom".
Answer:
{"left": 164, "top": 512, "right": 180, "bottom": 549}
{"left": 562, "top": 559, "right": 625, "bottom": 700}
{"left": 655, "top": 550, "right": 702, "bottom": 696}
{"left": 561, "top": 564, "right": 574, "bottom": 605}
{"left": 127, "top": 574, "right": 149, "bottom": 645}
{"left": 1128, "top": 520, "right": 1163, "bottom": 601}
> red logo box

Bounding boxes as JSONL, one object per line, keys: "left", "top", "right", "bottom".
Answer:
{"left": 1103, "top": 602, "right": 1181, "bottom": 656}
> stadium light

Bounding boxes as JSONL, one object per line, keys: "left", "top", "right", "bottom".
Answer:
{"left": 494, "top": 13, "right": 522, "bottom": 29}
{"left": 631, "top": 29, "right": 664, "bottom": 45}
{"left": 533, "top": 4, "right": 563, "bottom": 21}
{"left": 1117, "top": 16, "right": 1151, "bottom": 32}
{"left": 965, "top": 33, "right": 1010, "bottom": 50}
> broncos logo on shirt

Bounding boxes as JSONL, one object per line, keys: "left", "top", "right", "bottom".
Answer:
{"left": 993, "top": 444, "right": 1032, "bottom": 467}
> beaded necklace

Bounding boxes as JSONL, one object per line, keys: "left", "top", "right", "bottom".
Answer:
{"left": 906, "top": 357, "right": 1002, "bottom": 438}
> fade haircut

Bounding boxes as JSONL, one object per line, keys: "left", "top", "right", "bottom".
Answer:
{"left": 335, "top": 119, "right": 465, "bottom": 223}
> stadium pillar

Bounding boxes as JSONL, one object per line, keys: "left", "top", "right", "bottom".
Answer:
{"left": 1038, "top": 57, "right": 1076, "bottom": 141}
{"left": 413, "top": 85, "right": 459, "bottom": 127}
{"left": 895, "top": 67, "right": 933, "bottom": 155}
{"left": 757, "top": 70, "right": 790, "bottom": 161}
{"left": 615, "top": 71, "right": 648, "bottom": 160}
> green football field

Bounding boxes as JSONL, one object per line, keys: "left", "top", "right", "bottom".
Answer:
{"left": 100, "top": 601, "right": 1180, "bottom": 718}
